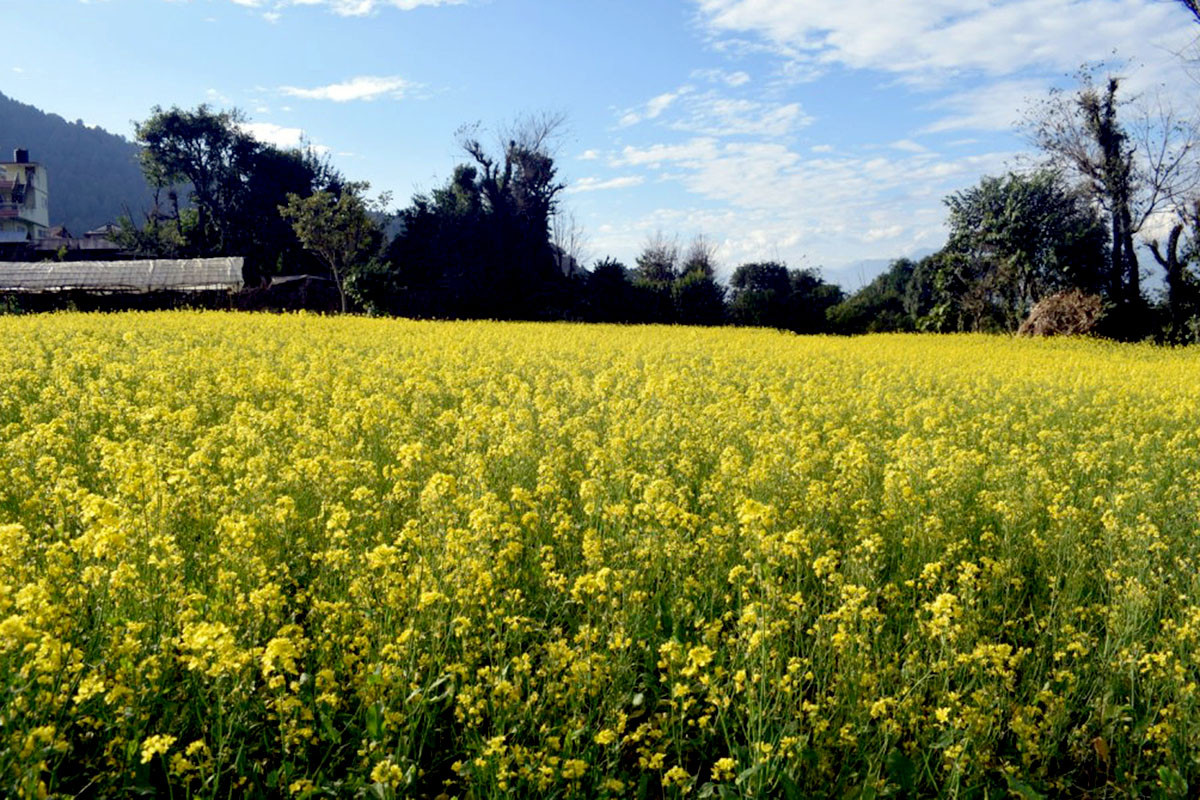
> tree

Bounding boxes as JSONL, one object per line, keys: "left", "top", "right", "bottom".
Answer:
{"left": 726, "top": 261, "right": 841, "bottom": 332}
{"left": 827, "top": 259, "right": 922, "bottom": 334}
{"left": 633, "top": 231, "right": 679, "bottom": 284}
{"left": 1148, "top": 198, "right": 1200, "bottom": 338}
{"left": 680, "top": 234, "right": 719, "bottom": 278}
{"left": 673, "top": 270, "right": 727, "bottom": 325}
{"left": 631, "top": 232, "right": 680, "bottom": 322}
{"left": 729, "top": 262, "right": 791, "bottom": 327}
{"left": 671, "top": 235, "right": 726, "bottom": 325}
{"left": 933, "top": 170, "right": 1109, "bottom": 331}
{"left": 584, "top": 258, "right": 636, "bottom": 322}
{"left": 134, "top": 104, "right": 340, "bottom": 278}
{"left": 1025, "top": 69, "right": 1199, "bottom": 329}
{"left": 135, "top": 105, "right": 246, "bottom": 252}
{"left": 279, "top": 182, "right": 384, "bottom": 313}
{"left": 786, "top": 268, "right": 844, "bottom": 334}
{"left": 378, "top": 116, "right": 572, "bottom": 319}
{"left": 551, "top": 209, "right": 589, "bottom": 276}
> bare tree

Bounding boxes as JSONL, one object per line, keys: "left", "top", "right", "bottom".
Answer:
{"left": 457, "top": 112, "right": 568, "bottom": 232}
{"left": 1024, "top": 69, "right": 1199, "bottom": 309}
{"left": 680, "top": 234, "right": 720, "bottom": 278}
{"left": 551, "top": 208, "right": 589, "bottom": 276}
{"left": 634, "top": 231, "right": 680, "bottom": 283}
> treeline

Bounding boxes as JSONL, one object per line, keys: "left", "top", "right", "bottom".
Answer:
{"left": 118, "top": 64, "right": 1200, "bottom": 340}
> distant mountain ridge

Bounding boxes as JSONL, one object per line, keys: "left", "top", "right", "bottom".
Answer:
{"left": 0, "top": 92, "right": 153, "bottom": 236}
{"left": 826, "top": 250, "right": 939, "bottom": 291}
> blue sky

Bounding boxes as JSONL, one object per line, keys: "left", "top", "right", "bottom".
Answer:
{"left": 5, "top": 0, "right": 1196, "bottom": 284}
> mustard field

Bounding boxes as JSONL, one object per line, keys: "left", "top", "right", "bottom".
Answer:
{"left": 3, "top": 313, "right": 1200, "bottom": 799}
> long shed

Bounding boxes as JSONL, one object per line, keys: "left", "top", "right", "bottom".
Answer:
{"left": 0, "top": 258, "right": 244, "bottom": 293}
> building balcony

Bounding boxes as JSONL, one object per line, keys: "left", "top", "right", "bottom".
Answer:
{"left": 0, "top": 204, "right": 20, "bottom": 219}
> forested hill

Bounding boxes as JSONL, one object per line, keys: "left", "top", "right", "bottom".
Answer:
{"left": 0, "top": 92, "right": 152, "bottom": 235}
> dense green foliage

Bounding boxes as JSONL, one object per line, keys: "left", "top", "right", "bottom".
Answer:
{"left": 929, "top": 171, "right": 1108, "bottom": 332}
{"left": 280, "top": 182, "right": 384, "bottom": 313}
{"left": 124, "top": 105, "right": 342, "bottom": 282}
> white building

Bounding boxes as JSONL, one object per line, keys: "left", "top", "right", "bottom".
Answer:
{"left": 0, "top": 149, "right": 50, "bottom": 242}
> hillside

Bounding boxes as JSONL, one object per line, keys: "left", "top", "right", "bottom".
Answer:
{"left": 0, "top": 92, "right": 153, "bottom": 235}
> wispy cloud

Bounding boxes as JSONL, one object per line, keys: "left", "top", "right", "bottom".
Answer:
{"left": 619, "top": 88, "right": 693, "bottom": 127}
{"left": 669, "top": 92, "right": 810, "bottom": 137}
{"left": 617, "top": 85, "right": 810, "bottom": 138}
{"left": 595, "top": 134, "right": 1019, "bottom": 272}
{"left": 231, "top": 0, "right": 462, "bottom": 17}
{"left": 692, "top": 0, "right": 1191, "bottom": 86}
{"left": 890, "top": 139, "right": 928, "bottom": 154}
{"left": 190, "top": 0, "right": 463, "bottom": 17}
{"left": 691, "top": 68, "right": 752, "bottom": 87}
{"left": 567, "top": 176, "right": 646, "bottom": 194}
{"left": 280, "top": 75, "right": 414, "bottom": 102}
{"left": 919, "top": 78, "right": 1046, "bottom": 134}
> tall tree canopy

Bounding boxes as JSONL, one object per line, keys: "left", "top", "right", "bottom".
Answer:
{"left": 131, "top": 104, "right": 340, "bottom": 279}
{"left": 729, "top": 261, "right": 842, "bottom": 332}
{"left": 934, "top": 170, "right": 1109, "bottom": 331}
{"left": 377, "top": 116, "right": 571, "bottom": 318}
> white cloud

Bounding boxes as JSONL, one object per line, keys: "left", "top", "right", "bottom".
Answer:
{"left": 262, "top": 10, "right": 281, "bottom": 22}
{"left": 692, "top": 0, "right": 1192, "bottom": 85}
{"left": 247, "top": 0, "right": 463, "bottom": 17}
{"left": 863, "top": 224, "right": 905, "bottom": 242}
{"left": 594, "top": 135, "right": 1019, "bottom": 274}
{"left": 920, "top": 78, "right": 1046, "bottom": 133}
{"left": 890, "top": 139, "right": 928, "bottom": 154}
{"left": 280, "top": 75, "right": 413, "bottom": 102}
{"left": 617, "top": 85, "right": 810, "bottom": 138}
{"left": 613, "top": 139, "right": 721, "bottom": 168}
{"left": 692, "top": 68, "right": 752, "bottom": 87}
{"left": 619, "top": 87, "right": 693, "bottom": 127}
{"left": 578, "top": 150, "right": 600, "bottom": 161}
{"left": 239, "top": 121, "right": 329, "bottom": 154}
{"left": 567, "top": 176, "right": 646, "bottom": 193}
{"left": 669, "top": 92, "right": 810, "bottom": 137}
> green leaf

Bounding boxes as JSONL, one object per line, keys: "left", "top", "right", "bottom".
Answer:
{"left": 778, "top": 771, "right": 803, "bottom": 800}
{"left": 1158, "top": 766, "right": 1188, "bottom": 797}
{"left": 1004, "top": 773, "right": 1045, "bottom": 800}
{"left": 885, "top": 749, "right": 916, "bottom": 793}
{"left": 365, "top": 703, "right": 382, "bottom": 739}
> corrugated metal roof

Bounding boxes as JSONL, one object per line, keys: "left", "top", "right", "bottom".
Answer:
{"left": 0, "top": 258, "right": 244, "bottom": 293}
